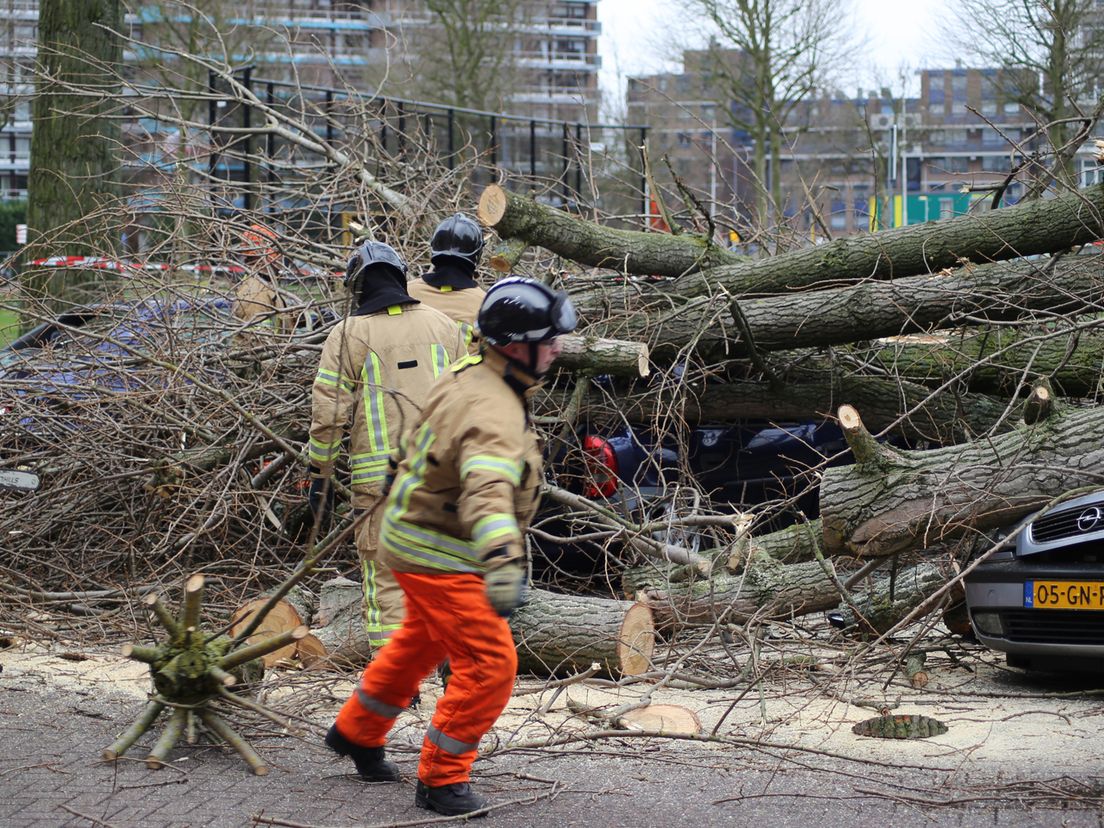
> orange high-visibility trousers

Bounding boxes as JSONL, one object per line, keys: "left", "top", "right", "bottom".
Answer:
{"left": 333, "top": 570, "right": 518, "bottom": 786}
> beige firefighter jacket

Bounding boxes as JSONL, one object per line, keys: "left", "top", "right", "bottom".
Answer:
{"left": 231, "top": 272, "right": 292, "bottom": 335}
{"left": 407, "top": 279, "right": 485, "bottom": 353}
{"left": 380, "top": 347, "right": 544, "bottom": 576}
{"left": 309, "top": 303, "right": 465, "bottom": 507}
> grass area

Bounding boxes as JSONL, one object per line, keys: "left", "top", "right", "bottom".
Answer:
{"left": 0, "top": 305, "right": 17, "bottom": 348}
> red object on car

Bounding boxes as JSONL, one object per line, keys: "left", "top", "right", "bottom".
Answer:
{"left": 581, "top": 435, "right": 619, "bottom": 499}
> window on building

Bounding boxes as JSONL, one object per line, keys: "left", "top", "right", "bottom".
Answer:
{"left": 830, "top": 199, "right": 847, "bottom": 230}
{"left": 945, "top": 156, "right": 969, "bottom": 173}
{"left": 982, "top": 154, "right": 1010, "bottom": 172}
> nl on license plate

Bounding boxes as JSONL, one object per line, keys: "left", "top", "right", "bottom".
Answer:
{"left": 1025, "top": 580, "right": 1104, "bottom": 610}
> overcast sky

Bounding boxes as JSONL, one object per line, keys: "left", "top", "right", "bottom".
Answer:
{"left": 596, "top": 0, "right": 953, "bottom": 112}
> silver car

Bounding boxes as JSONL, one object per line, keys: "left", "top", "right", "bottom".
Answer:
{"left": 965, "top": 489, "right": 1104, "bottom": 672}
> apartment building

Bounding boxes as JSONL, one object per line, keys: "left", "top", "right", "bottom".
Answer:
{"left": 0, "top": 0, "right": 602, "bottom": 202}
{"left": 626, "top": 51, "right": 1075, "bottom": 239}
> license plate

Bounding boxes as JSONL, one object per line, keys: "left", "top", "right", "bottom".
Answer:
{"left": 1025, "top": 581, "right": 1104, "bottom": 610}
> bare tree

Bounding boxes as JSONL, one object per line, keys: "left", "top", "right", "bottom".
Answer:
{"left": 685, "top": 0, "right": 857, "bottom": 225}
{"left": 379, "top": 0, "right": 529, "bottom": 113}
{"left": 946, "top": 0, "right": 1104, "bottom": 188}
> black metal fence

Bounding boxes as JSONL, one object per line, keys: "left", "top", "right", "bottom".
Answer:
{"left": 200, "top": 70, "right": 649, "bottom": 223}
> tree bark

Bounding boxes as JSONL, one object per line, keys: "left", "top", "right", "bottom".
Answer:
{"left": 830, "top": 563, "right": 947, "bottom": 634}
{"left": 26, "top": 0, "right": 123, "bottom": 276}
{"left": 819, "top": 402, "right": 1104, "bottom": 558}
{"left": 626, "top": 556, "right": 841, "bottom": 629}
{"left": 594, "top": 253, "right": 1104, "bottom": 363}
{"left": 868, "top": 324, "right": 1104, "bottom": 398}
{"left": 564, "top": 373, "right": 1015, "bottom": 445}
{"left": 554, "top": 334, "right": 650, "bottom": 378}
{"left": 478, "top": 183, "right": 743, "bottom": 276}
{"left": 511, "top": 587, "right": 655, "bottom": 677}
{"left": 579, "top": 183, "right": 1104, "bottom": 300}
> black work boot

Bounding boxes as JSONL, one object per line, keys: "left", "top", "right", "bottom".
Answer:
{"left": 415, "top": 780, "right": 488, "bottom": 817}
{"left": 325, "top": 725, "right": 400, "bottom": 782}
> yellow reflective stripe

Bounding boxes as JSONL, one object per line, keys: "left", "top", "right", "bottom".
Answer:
{"left": 314, "top": 368, "right": 340, "bottom": 387}
{"left": 362, "top": 352, "right": 391, "bottom": 455}
{"left": 361, "top": 561, "right": 400, "bottom": 643}
{"left": 430, "top": 344, "right": 448, "bottom": 378}
{"left": 473, "top": 513, "right": 519, "bottom": 549}
{"left": 460, "top": 322, "right": 474, "bottom": 350}
{"left": 387, "top": 305, "right": 403, "bottom": 315}
{"left": 381, "top": 513, "right": 483, "bottom": 573}
{"left": 309, "top": 437, "right": 341, "bottom": 463}
{"left": 438, "top": 285, "right": 453, "bottom": 293}
{"left": 450, "top": 353, "right": 482, "bottom": 373}
{"left": 460, "top": 455, "right": 522, "bottom": 485}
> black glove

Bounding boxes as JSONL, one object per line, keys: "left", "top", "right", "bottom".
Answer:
{"left": 483, "top": 553, "right": 527, "bottom": 618}
{"left": 308, "top": 473, "right": 336, "bottom": 525}
{"left": 382, "top": 457, "right": 399, "bottom": 498}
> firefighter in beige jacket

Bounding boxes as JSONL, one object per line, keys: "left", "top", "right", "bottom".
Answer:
{"left": 231, "top": 223, "right": 292, "bottom": 337}
{"left": 407, "top": 213, "right": 486, "bottom": 352}
{"left": 308, "top": 240, "right": 464, "bottom": 649}
{"left": 327, "top": 277, "right": 577, "bottom": 818}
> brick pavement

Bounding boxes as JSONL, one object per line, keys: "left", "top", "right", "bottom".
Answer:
{"left": 2, "top": 659, "right": 1103, "bottom": 827}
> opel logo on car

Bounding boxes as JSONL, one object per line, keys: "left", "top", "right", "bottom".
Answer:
{"left": 1078, "top": 507, "right": 1103, "bottom": 532}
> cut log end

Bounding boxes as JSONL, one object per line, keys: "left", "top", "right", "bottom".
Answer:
{"left": 185, "top": 574, "right": 205, "bottom": 594}
{"left": 837, "top": 404, "right": 890, "bottom": 467}
{"left": 477, "top": 184, "right": 508, "bottom": 227}
{"left": 838, "top": 404, "right": 862, "bottom": 432}
{"left": 229, "top": 598, "right": 305, "bottom": 667}
{"left": 617, "top": 602, "right": 655, "bottom": 676}
{"left": 1022, "top": 384, "right": 1053, "bottom": 425}
{"left": 617, "top": 704, "right": 702, "bottom": 735}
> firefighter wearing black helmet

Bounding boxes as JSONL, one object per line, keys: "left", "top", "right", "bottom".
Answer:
{"left": 407, "top": 213, "right": 486, "bottom": 352}
{"left": 327, "top": 276, "right": 576, "bottom": 817}
{"left": 308, "top": 240, "right": 464, "bottom": 651}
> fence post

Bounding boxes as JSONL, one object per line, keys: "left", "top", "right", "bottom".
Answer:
{"left": 489, "top": 115, "right": 497, "bottom": 171}
{"left": 447, "top": 107, "right": 454, "bottom": 167}
{"left": 265, "top": 82, "right": 275, "bottom": 212}
{"left": 574, "top": 122, "right": 582, "bottom": 200}
{"left": 561, "top": 123, "right": 570, "bottom": 206}
{"left": 529, "top": 119, "right": 536, "bottom": 181}
{"left": 397, "top": 100, "right": 405, "bottom": 157}
{"left": 242, "top": 67, "right": 253, "bottom": 211}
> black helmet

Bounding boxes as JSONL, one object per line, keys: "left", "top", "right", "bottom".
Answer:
{"left": 430, "top": 213, "right": 485, "bottom": 267}
{"left": 344, "top": 240, "right": 407, "bottom": 294}
{"left": 477, "top": 276, "right": 577, "bottom": 345}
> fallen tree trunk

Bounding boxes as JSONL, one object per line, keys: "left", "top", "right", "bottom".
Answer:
{"left": 577, "top": 182, "right": 1104, "bottom": 300}
{"left": 566, "top": 373, "right": 1015, "bottom": 445}
{"left": 511, "top": 587, "right": 655, "bottom": 677}
{"left": 597, "top": 253, "right": 1104, "bottom": 363}
{"left": 819, "top": 402, "right": 1104, "bottom": 558}
{"left": 625, "top": 556, "right": 841, "bottom": 629}
{"left": 478, "top": 183, "right": 743, "bottom": 276}
{"left": 830, "top": 563, "right": 947, "bottom": 634}
{"left": 554, "top": 334, "right": 650, "bottom": 378}
{"left": 869, "top": 323, "right": 1104, "bottom": 398}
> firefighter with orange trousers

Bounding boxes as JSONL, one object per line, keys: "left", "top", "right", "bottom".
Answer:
{"left": 406, "top": 213, "right": 487, "bottom": 352}
{"left": 308, "top": 240, "right": 464, "bottom": 650}
{"left": 325, "top": 276, "right": 577, "bottom": 817}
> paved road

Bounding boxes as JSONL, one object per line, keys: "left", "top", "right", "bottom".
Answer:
{"left": 2, "top": 659, "right": 1102, "bottom": 828}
